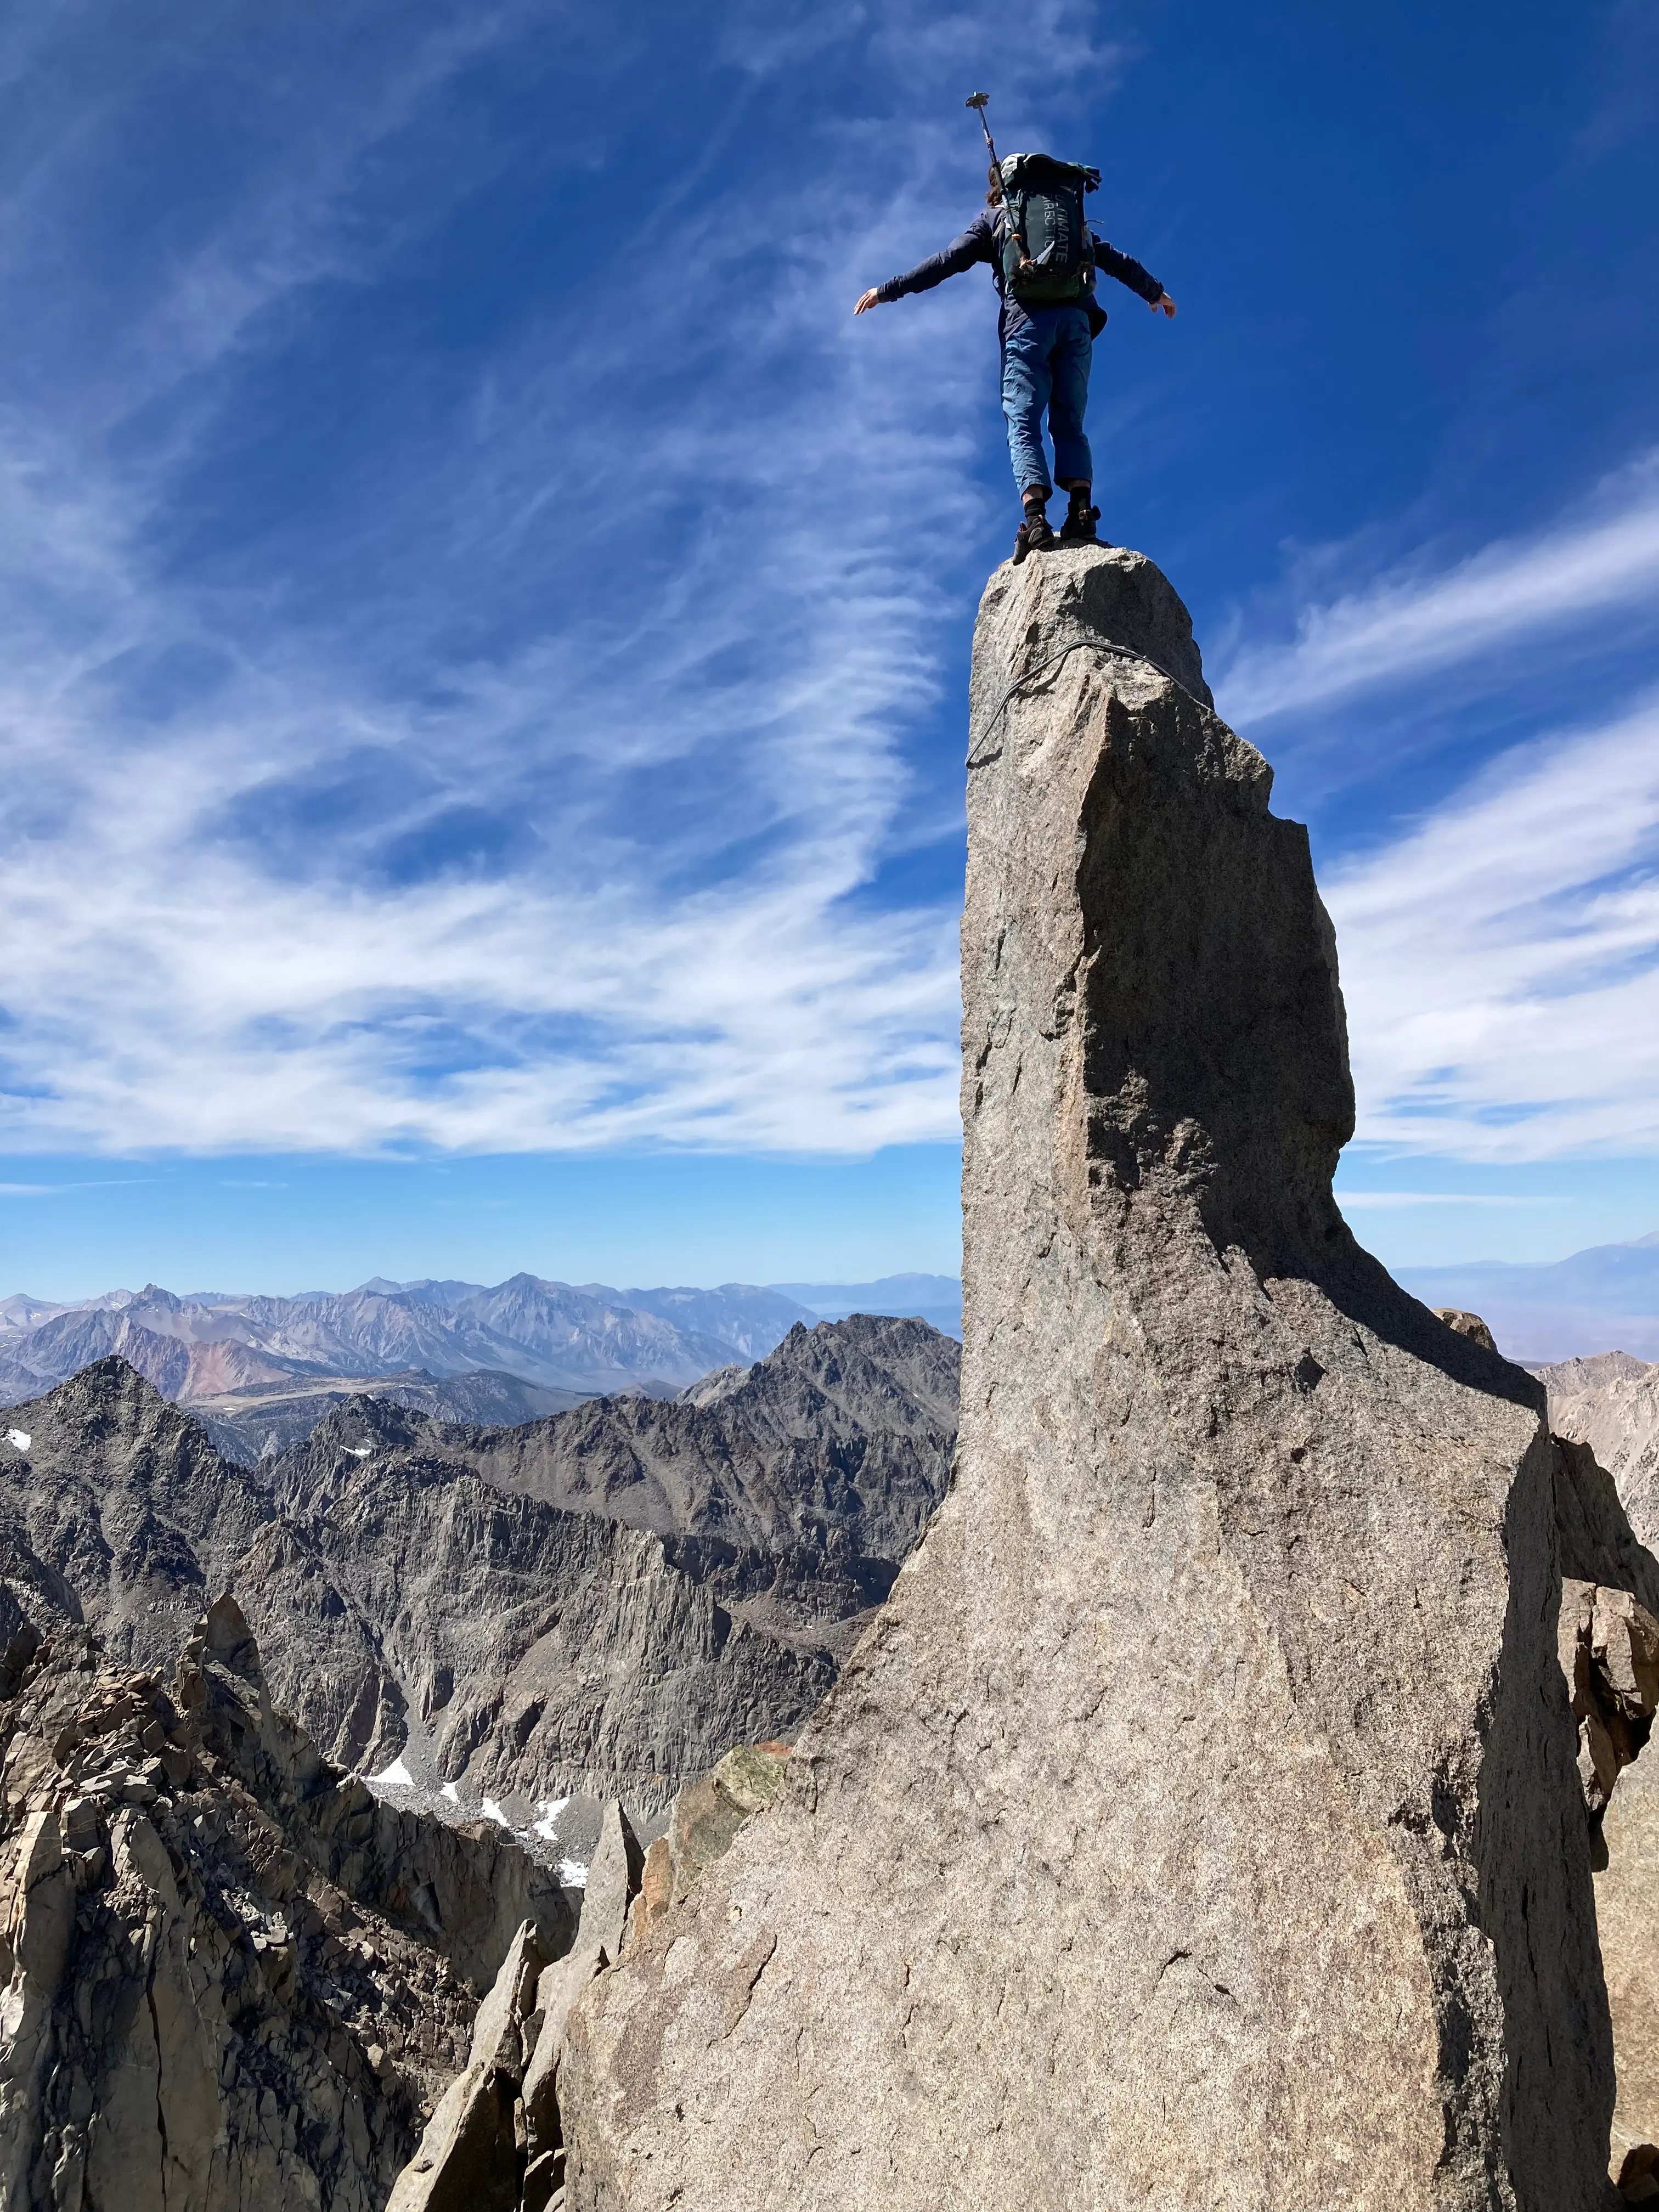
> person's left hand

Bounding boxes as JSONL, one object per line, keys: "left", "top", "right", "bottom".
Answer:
{"left": 854, "top": 289, "right": 882, "bottom": 315}
{"left": 1152, "top": 292, "right": 1177, "bottom": 318}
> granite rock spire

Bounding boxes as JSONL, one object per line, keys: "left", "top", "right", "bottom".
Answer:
{"left": 558, "top": 544, "right": 1613, "bottom": 2211}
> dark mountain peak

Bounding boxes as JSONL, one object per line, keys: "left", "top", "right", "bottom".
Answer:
{"left": 40, "top": 1351, "right": 196, "bottom": 1437}
{"left": 405, "top": 1314, "right": 960, "bottom": 1567}
{"left": 737, "top": 1311, "right": 961, "bottom": 1429}
{"left": 297, "top": 1390, "right": 435, "bottom": 1459}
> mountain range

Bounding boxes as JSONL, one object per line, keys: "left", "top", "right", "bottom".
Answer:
{"left": 0, "top": 1314, "right": 960, "bottom": 1821}
{"left": 185, "top": 1364, "right": 590, "bottom": 1466}
{"left": 0, "top": 1274, "right": 816, "bottom": 1400}
{"left": 0, "top": 1274, "right": 966, "bottom": 1457}
{"left": 1396, "top": 1231, "right": 1659, "bottom": 1363}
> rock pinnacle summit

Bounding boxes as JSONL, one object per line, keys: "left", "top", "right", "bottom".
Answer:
{"left": 558, "top": 544, "right": 1614, "bottom": 2210}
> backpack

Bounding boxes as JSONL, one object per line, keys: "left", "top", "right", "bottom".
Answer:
{"left": 996, "top": 153, "right": 1101, "bottom": 304}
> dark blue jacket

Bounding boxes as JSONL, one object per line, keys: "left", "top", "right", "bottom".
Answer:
{"left": 874, "top": 206, "right": 1164, "bottom": 342}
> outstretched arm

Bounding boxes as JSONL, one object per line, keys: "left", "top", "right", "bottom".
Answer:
{"left": 1092, "top": 236, "right": 1175, "bottom": 315}
{"left": 854, "top": 213, "right": 995, "bottom": 315}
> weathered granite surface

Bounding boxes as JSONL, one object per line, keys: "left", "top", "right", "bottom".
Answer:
{"left": 558, "top": 544, "right": 1613, "bottom": 2211}
{"left": 1601, "top": 1753, "right": 1659, "bottom": 2185}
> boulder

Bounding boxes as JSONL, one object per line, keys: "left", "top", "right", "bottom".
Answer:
{"left": 0, "top": 1806, "right": 74, "bottom": 2201}
{"left": 662, "top": 1742, "right": 788, "bottom": 1905}
{"left": 575, "top": 1802, "right": 644, "bottom": 1967}
{"left": 558, "top": 545, "right": 1612, "bottom": 2210}
{"left": 520, "top": 1947, "right": 604, "bottom": 2158}
{"left": 1435, "top": 1306, "right": 1499, "bottom": 1353}
{"left": 1548, "top": 1420, "right": 1659, "bottom": 2190}
{"left": 1559, "top": 1578, "right": 1659, "bottom": 1815}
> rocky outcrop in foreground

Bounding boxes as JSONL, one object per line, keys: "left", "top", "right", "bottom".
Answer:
{"left": 385, "top": 1744, "right": 787, "bottom": 2212}
{"left": 557, "top": 544, "right": 1613, "bottom": 2209}
{"left": 0, "top": 1593, "right": 574, "bottom": 2210}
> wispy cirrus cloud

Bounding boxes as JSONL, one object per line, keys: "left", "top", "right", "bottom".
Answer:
{"left": 7, "top": 0, "right": 1652, "bottom": 1195}
{"left": 1218, "top": 458, "right": 1659, "bottom": 724}
{"left": 1325, "top": 690, "right": 1659, "bottom": 1161}
{"left": 0, "top": 1181, "right": 151, "bottom": 1196}
{"left": 0, "top": 0, "right": 1114, "bottom": 1159}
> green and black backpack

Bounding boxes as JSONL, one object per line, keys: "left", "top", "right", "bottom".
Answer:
{"left": 996, "top": 153, "right": 1101, "bottom": 304}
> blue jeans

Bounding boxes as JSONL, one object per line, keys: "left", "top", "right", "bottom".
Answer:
{"left": 1001, "top": 306, "right": 1093, "bottom": 496}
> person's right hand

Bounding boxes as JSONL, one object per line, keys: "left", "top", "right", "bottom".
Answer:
{"left": 854, "top": 289, "right": 882, "bottom": 315}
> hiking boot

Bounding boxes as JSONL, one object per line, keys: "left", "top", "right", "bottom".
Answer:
{"left": 1013, "top": 511, "right": 1056, "bottom": 564}
{"left": 1059, "top": 500, "right": 1102, "bottom": 545}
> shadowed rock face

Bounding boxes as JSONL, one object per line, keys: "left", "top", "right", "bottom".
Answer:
{"left": 448, "top": 1313, "right": 957, "bottom": 1565}
{"left": 1549, "top": 1385, "right": 1659, "bottom": 2192}
{"left": 559, "top": 545, "right": 1611, "bottom": 2211}
{"left": 270, "top": 1414, "right": 842, "bottom": 1813}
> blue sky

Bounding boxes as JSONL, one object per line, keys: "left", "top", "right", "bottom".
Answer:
{"left": 2, "top": 0, "right": 1657, "bottom": 1298}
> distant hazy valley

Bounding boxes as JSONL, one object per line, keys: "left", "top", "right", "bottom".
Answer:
{"left": 1396, "top": 1230, "right": 1659, "bottom": 1363}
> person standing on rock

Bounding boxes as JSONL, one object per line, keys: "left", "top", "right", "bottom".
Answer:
{"left": 855, "top": 151, "right": 1175, "bottom": 563}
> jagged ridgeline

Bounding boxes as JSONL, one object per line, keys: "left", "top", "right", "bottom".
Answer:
{"left": 0, "top": 1315, "right": 958, "bottom": 1808}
